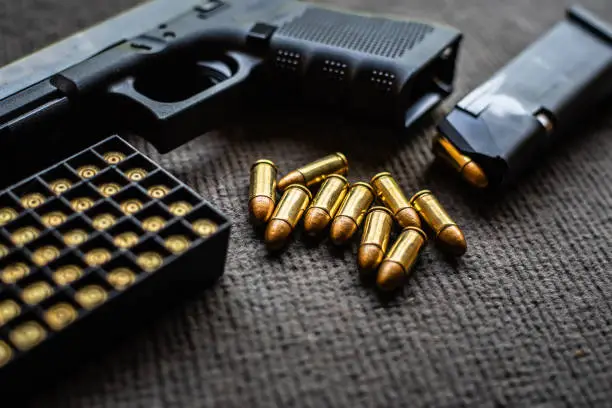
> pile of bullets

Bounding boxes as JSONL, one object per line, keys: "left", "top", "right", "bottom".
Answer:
{"left": 249, "top": 154, "right": 466, "bottom": 291}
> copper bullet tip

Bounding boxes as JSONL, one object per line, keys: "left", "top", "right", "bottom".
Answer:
{"left": 376, "top": 261, "right": 406, "bottom": 292}
{"left": 249, "top": 196, "right": 275, "bottom": 225}
{"left": 358, "top": 244, "right": 384, "bottom": 273}
{"left": 330, "top": 215, "right": 358, "bottom": 245}
{"left": 303, "top": 208, "right": 331, "bottom": 236}
{"left": 265, "top": 219, "right": 293, "bottom": 251}
{"left": 461, "top": 162, "right": 489, "bottom": 189}
{"left": 396, "top": 207, "right": 421, "bottom": 229}
{"left": 438, "top": 225, "right": 467, "bottom": 256}
{"left": 277, "top": 171, "right": 305, "bottom": 191}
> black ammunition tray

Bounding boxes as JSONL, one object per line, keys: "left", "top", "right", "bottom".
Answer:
{"left": 0, "top": 135, "right": 230, "bottom": 390}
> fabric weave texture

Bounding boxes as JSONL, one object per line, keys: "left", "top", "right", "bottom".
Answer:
{"left": 1, "top": 0, "right": 612, "bottom": 406}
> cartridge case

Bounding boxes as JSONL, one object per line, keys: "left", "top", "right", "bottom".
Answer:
{"left": 92, "top": 214, "right": 116, "bottom": 230}
{"left": 41, "top": 211, "right": 67, "bottom": 227}
{"left": 125, "top": 168, "right": 147, "bottom": 181}
{"left": 0, "top": 341, "right": 12, "bottom": 367}
{"left": 432, "top": 136, "right": 488, "bottom": 188}
{"left": 165, "top": 235, "right": 191, "bottom": 254}
{"left": 49, "top": 179, "right": 73, "bottom": 195}
{"left": 11, "top": 226, "right": 39, "bottom": 246}
{"left": 107, "top": 268, "right": 137, "bottom": 290}
{"left": 142, "top": 216, "right": 166, "bottom": 232}
{"left": 192, "top": 219, "right": 218, "bottom": 237}
{"left": 377, "top": 227, "right": 427, "bottom": 291}
{"left": 1, "top": 263, "right": 30, "bottom": 284}
{"left": 147, "top": 185, "right": 170, "bottom": 199}
{"left": 277, "top": 153, "right": 348, "bottom": 190}
{"left": 265, "top": 184, "right": 312, "bottom": 250}
{"left": 20, "top": 193, "right": 46, "bottom": 209}
{"left": 249, "top": 160, "right": 278, "bottom": 224}
{"left": 358, "top": 206, "right": 394, "bottom": 273}
{"left": 137, "top": 252, "right": 164, "bottom": 272}
{"left": 99, "top": 183, "right": 121, "bottom": 197}
{"left": 120, "top": 199, "right": 143, "bottom": 214}
{"left": 103, "top": 151, "right": 126, "bottom": 164}
{"left": 84, "top": 248, "right": 112, "bottom": 266}
{"left": 10, "top": 321, "right": 46, "bottom": 351}
{"left": 168, "top": 201, "right": 193, "bottom": 217}
{"left": 76, "top": 165, "right": 99, "bottom": 179}
{"left": 44, "top": 303, "right": 77, "bottom": 330}
{"left": 71, "top": 197, "right": 95, "bottom": 212}
{"left": 371, "top": 172, "right": 420, "bottom": 228}
{"left": 304, "top": 175, "right": 349, "bottom": 235}
{"left": 270, "top": 184, "right": 312, "bottom": 228}
{"left": 330, "top": 182, "right": 375, "bottom": 245}
{"left": 32, "top": 245, "right": 60, "bottom": 266}
{"left": 75, "top": 285, "right": 108, "bottom": 309}
{"left": 410, "top": 190, "right": 467, "bottom": 256}
{"left": 53, "top": 265, "right": 83, "bottom": 286}
{"left": 0, "top": 300, "right": 21, "bottom": 326}
{"left": 0, "top": 207, "right": 18, "bottom": 226}
{"left": 113, "top": 232, "right": 140, "bottom": 249}
{"left": 63, "top": 229, "right": 88, "bottom": 246}
{"left": 22, "top": 282, "right": 54, "bottom": 305}
{"left": 0, "top": 244, "right": 8, "bottom": 259}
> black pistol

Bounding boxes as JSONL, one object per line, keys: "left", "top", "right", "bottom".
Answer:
{"left": 0, "top": 0, "right": 461, "bottom": 187}
{"left": 435, "top": 7, "right": 612, "bottom": 189}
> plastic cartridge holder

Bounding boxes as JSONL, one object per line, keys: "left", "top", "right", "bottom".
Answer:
{"left": 0, "top": 135, "right": 230, "bottom": 389}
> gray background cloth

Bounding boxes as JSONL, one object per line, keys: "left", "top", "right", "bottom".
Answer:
{"left": 2, "top": 0, "right": 612, "bottom": 407}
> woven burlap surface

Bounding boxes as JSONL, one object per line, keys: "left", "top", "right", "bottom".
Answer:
{"left": 2, "top": 0, "right": 612, "bottom": 406}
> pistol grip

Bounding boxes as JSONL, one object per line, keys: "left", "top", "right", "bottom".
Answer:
{"left": 107, "top": 51, "right": 261, "bottom": 152}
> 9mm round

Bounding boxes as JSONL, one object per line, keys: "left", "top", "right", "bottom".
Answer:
{"left": 358, "top": 206, "right": 394, "bottom": 276}
{"left": 371, "top": 172, "right": 421, "bottom": 229}
{"left": 249, "top": 160, "right": 278, "bottom": 225}
{"left": 265, "top": 184, "right": 312, "bottom": 251}
{"left": 303, "top": 175, "right": 349, "bottom": 236}
{"left": 277, "top": 153, "right": 348, "bottom": 191}
{"left": 377, "top": 227, "right": 428, "bottom": 292}
{"left": 410, "top": 190, "right": 467, "bottom": 256}
{"left": 329, "top": 182, "right": 374, "bottom": 245}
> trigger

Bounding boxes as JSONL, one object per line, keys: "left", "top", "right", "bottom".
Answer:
{"left": 196, "top": 60, "right": 232, "bottom": 84}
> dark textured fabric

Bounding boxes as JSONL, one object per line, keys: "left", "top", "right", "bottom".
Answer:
{"left": 2, "top": 0, "right": 612, "bottom": 407}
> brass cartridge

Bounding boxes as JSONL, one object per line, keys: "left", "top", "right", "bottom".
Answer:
{"left": 410, "top": 190, "right": 467, "bottom": 256}
{"left": 330, "top": 182, "right": 374, "bottom": 245}
{"left": 32, "top": 246, "right": 60, "bottom": 266}
{"left": 0, "top": 207, "right": 18, "bottom": 226}
{"left": 84, "top": 248, "right": 112, "bottom": 266}
{"left": 249, "top": 160, "right": 278, "bottom": 224}
{"left": 303, "top": 175, "right": 349, "bottom": 235}
{"left": 20, "top": 193, "right": 46, "bottom": 209}
{"left": 41, "top": 211, "right": 67, "bottom": 228}
{"left": 63, "top": 229, "right": 88, "bottom": 246}
{"left": 52, "top": 265, "right": 83, "bottom": 286}
{"left": 103, "top": 152, "right": 126, "bottom": 164}
{"left": 75, "top": 285, "right": 108, "bottom": 309}
{"left": 358, "top": 206, "right": 394, "bottom": 274}
{"left": 49, "top": 179, "right": 73, "bottom": 195}
{"left": 107, "top": 268, "right": 137, "bottom": 290}
{"left": 44, "top": 303, "right": 78, "bottom": 330}
{"left": 10, "top": 322, "right": 46, "bottom": 351}
{"left": 433, "top": 136, "right": 488, "bottom": 188}
{"left": 265, "top": 184, "right": 312, "bottom": 250}
{"left": 371, "top": 172, "right": 420, "bottom": 228}
{"left": 377, "top": 227, "right": 427, "bottom": 291}
{"left": 277, "top": 153, "right": 348, "bottom": 191}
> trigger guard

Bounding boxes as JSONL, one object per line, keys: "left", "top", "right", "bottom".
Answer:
{"left": 107, "top": 52, "right": 261, "bottom": 152}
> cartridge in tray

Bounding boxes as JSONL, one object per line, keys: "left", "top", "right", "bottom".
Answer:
{"left": 0, "top": 135, "right": 230, "bottom": 390}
